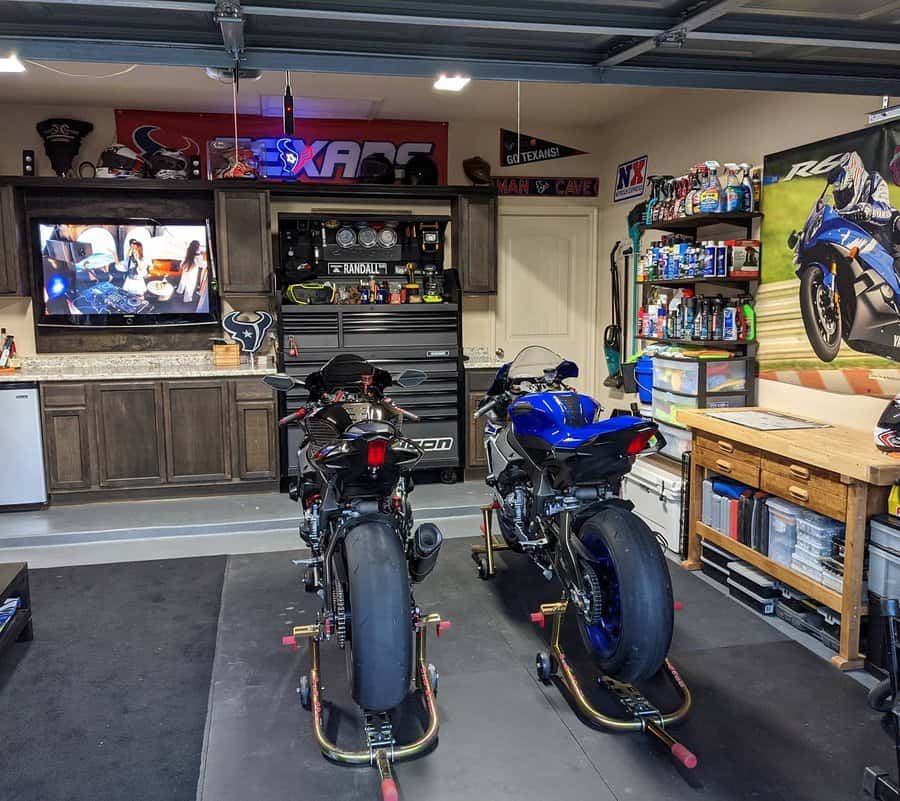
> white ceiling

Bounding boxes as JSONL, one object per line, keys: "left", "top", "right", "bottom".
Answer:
{"left": 0, "top": 61, "right": 677, "bottom": 127}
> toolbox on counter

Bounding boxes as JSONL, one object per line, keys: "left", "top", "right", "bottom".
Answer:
{"left": 727, "top": 576, "right": 777, "bottom": 615}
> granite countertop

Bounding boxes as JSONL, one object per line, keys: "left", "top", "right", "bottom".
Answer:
{"left": 0, "top": 352, "right": 277, "bottom": 383}
{"left": 463, "top": 347, "right": 505, "bottom": 370}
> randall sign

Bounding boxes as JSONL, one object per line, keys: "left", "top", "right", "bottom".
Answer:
{"left": 493, "top": 176, "right": 599, "bottom": 197}
{"left": 613, "top": 155, "right": 649, "bottom": 202}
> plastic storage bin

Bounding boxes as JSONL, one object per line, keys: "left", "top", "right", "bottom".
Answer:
{"left": 870, "top": 515, "right": 900, "bottom": 552}
{"left": 635, "top": 355, "right": 654, "bottom": 404}
{"left": 657, "top": 421, "right": 691, "bottom": 461}
{"left": 869, "top": 542, "right": 900, "bottom": 600}
{"left": 795, "top": 511, "right": 844, "bottom": 546}
{"left": 652, "top": 355, "right": 752, "bottom": 397}
{"left": 766, "top": 497, "right": 802, "bottom": 566}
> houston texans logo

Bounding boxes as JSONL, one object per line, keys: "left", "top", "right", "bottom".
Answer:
{"left": 276, "top": 137, "right": 316, "bottom": 177}
{"left": 132, "top": 125, "right": 199, "bottom": 158}
{"left": 535, "top": 180, "right": 551, "bottom": 194}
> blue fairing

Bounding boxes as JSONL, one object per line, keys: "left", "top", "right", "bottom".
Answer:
{"left": 510, "top": 390, "right": 644, "bottom": 449}
{"left": 800, "top": 205, "right": 900, "bottom": 294}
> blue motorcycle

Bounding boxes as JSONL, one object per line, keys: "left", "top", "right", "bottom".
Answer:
{"left": 474, "top": 346, "right": 673, "bottom": 682}
{"left": 789, "top": 185, "right": 900, "bottom": 363}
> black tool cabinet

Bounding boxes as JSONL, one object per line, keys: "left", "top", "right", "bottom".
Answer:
{"left": 278, "top": 303, "right": 462, "bottom": 484}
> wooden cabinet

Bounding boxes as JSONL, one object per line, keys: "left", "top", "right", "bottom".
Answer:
{"left": 42, "top": 383, "right": 93, "bottom": 491}
{"left": 0, "top": 186, "right": 26, "bottom": 295}
{"left": 464, "top": 368, "right": 496, "bottom": 477}
{"left": 163, "top": 380, "right": 232, "bottom": 483}
{"left": 453, "top": 194, "right": 497, "bottom": 294}
{"left": 39, "top": 377, "right": 277, "bottom": 498}
{"left": 95, "top": 382, "right": 166, "bottom": 488}
{"left": 215, "top": 190, "right": 273, "bottom": 294}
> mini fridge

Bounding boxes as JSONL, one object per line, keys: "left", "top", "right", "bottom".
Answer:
{"left": 0, "top": 382, "right": 47, "bottom": 507}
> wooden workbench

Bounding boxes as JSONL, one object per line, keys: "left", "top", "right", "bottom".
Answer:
{"left": 679, "top": 407, "right": 900, "bottom": 671}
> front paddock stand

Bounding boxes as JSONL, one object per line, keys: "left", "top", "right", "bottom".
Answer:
{"left": 283, "top": 612, "right": 451, "bottom": 801}
{"left": 471, "top": 502, "right": 510, "bottom": 579}
{"left": 531, "top": 598, "right": 697, "bottom": 770}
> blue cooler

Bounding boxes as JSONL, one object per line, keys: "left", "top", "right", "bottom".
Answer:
{"left": 635, "top": 355, "right": 654, "bottom": 403}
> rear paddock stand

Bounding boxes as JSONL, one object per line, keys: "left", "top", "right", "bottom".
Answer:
{"left": 531, "top": 599, "right": 697, "bottom": 770}
{"left": 283, "top": 612, "right": 451, "bottom": 801}
{"left": 471, "top": 502, "right": 509, "bottom": 579}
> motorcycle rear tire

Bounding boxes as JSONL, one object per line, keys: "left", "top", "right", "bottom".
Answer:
{"left": 344, "top": 521, "right": 413, "bottom": 712}
{"left": 799, "top": 264, "right": 841, "bottom": 363}
{"left": 576, "top": 507, "right": 674, "bottom": 683}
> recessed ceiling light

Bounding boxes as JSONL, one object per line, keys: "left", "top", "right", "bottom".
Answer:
{"left": 434, "top": 74, "right": 470, "bottom": 92}
{"left": 0, "top": 54, "right": 26, "bottom": 74}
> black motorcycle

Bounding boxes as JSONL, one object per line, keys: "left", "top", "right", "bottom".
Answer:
{"left": 265, "top": 354, "right": 443, "bottom": 715}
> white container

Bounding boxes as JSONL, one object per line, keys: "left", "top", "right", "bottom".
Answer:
{"left": 870, "top": 516, "right": 900, "bottom": 552}
{"left": 657, "top": 421, "right": 692, "bottom": 461}
{"left": 869, "top": 542, "right": 900, "bottom": 599}
{"left": 767, "top": 496, "right": 801, "bottom": 566}
{"left": 621, "top": 458, "right": 683, "bottom": 553}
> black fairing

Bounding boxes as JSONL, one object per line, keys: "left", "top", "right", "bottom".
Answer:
{"left": 305, "top": 353, "right": 392, "bottom": 400}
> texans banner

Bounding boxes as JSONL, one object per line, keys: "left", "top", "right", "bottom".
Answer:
{"left": 499, "top": 129, "right": 586, "bottom": 167}
{"left": 493, "top": 176, "right": 599, "bottom": 197}
{"left": 115, "top": 110, "right": 448, "bottom": 183}
{"left": 613, "top": 155, "right": 648, "bottom": 202}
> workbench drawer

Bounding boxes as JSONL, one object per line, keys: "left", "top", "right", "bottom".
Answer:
{"left": 695, "top": 432, "right": 760, "bottom": 470}
{"left": 760, "top": 468, "right": 847, "bottom": 521}
{"left": 694, "top": 446, "right": 760, "bottom": 486}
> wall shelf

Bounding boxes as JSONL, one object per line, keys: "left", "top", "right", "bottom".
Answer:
{"left": 637, "top": 335, "right": 754, "bottom": 350}
{"left": 640, "top": 211, "right": 763, "bottom": 236}
{"left": 641, "top": 276, "right": 758, "bottom": 288}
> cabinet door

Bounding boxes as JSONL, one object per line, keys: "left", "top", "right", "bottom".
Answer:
{"left": 0, "top": 186, "right": 26, "bottom": 295}
{"left": 466, "top": 391, "right": 488, "bottom": 469}
{"left": 454, "top": 194, "right": 497, "bottom": 294}
{"left": 43, "top": 407, "right": 93, "bottom": 490}
{"left": 95, "top": 382, "right": 166, "bottom": 488}
{"left": 234, "top": 401, "right": 277, "bottom": 480}
{"left": 163, "top": 380, "right": 231, "bottom": 483}
{"left": 215, "top": 190, "right": 273, "bottom": 294}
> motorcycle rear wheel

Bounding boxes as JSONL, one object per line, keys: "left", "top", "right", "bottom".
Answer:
{"left": 576, "top": 507, "right": 674, "bottom": 683}
{"left": 799, "top": 264, "right": 841, "bottom": 362}
{"left": 344, "top": 521, "right": 413, "bottom": 712}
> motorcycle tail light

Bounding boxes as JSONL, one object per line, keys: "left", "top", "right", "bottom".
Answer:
{"left": 367, "top": 438, "right": 389, "bottom": 468}
{"left": 625, "top": 429, "right": 655, "bottom": 456}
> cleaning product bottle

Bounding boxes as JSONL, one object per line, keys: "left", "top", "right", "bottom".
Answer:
{"left": 750, "top": 166, "right": 762, "bottom": 212}
{"left": 723, "top": 164, "right": 742, "bottom": 213}
{"left": 739, "top": 163, "right": 754, "bottom": 212}
{"left": 699, "top": 161, "right": 723, "bottom": 214}
{"left": 711, "top": 295, "right": 724, "bottom": 340}
{"left": 699, "top": 298, "right": 710, "bottom": 340}
{"left": 741, "top": 295, "right": 756, "bottom": 341}
{"left": 691, "top": 165, "right": 706, "bottom": 216}
{"left": 723, "top": 298, "right": 738, "bottom": 341}
{"left": 645, "top": 177, "right": 663, "bottom": 225}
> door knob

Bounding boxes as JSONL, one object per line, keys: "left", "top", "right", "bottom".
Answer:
{"left": 495, "top": 348, "right": 505, "bottom": 358}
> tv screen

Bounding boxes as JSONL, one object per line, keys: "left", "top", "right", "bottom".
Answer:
{"left": 35, "top": 220, "right": 219, "bottom": 327}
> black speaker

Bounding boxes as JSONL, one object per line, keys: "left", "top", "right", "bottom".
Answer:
{"left": 188, "top": 156, "right": 201, "bottom": 179}
{"left": 22, "top": 149, "right": 36, "bottom": 177}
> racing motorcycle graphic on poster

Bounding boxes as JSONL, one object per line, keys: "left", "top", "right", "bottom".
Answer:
{"left": 788, "top": 151, "right": 900, "bottom": 362}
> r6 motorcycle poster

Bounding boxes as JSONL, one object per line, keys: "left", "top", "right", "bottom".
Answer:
{"left": 760, "top": 122, "right": 900, "bottom": 396}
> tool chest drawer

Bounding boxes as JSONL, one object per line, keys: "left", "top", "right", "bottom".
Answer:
{"left": 760, "top": 468, "right": 847, "bottom": 521}
{"left": 693, "top": 446, "right": 760, "bottom": 486}
{"left": 695, "top": 433, "right": 760, "bottom": 470}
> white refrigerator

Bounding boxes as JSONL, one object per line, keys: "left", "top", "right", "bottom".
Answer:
{"left": 0, "top": 382, "right": 47, "bottom": 506}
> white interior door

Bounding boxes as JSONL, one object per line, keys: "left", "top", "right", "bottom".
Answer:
{"left": 495, "top": 205, "right": 598, "bottom": 392}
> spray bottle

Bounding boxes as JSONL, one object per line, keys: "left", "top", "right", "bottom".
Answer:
{"left": 739, "top": 163, "right": 754, "bottom": 212}
{"left": 645, "top": 177, "right": 663, "bottom": 226}
{"left": 698, "top": 161, "right": 722, "bottom": 214}
{"left": 741, "top": 295, "right": 756, "bottom": 341}
{"left": 723, "top": 164, "right": 743, "bottom": 213}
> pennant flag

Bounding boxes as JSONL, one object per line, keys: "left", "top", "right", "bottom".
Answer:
{"left": 500, "top": 129, "right": 586, "bottom": 167}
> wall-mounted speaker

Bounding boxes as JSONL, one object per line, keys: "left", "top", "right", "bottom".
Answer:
{"left": 22, "top": 149, "right": 36, "bottom": 177}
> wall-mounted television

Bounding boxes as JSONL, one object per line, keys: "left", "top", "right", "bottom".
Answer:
{"left": 33, "top": 219, "right": 219, "bottom": 328}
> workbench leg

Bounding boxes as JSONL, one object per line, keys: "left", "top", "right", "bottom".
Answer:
{"left": 682, "top": 453, "right": 703, "bottom": 571}
{"left": 833, "top": 481, "right": 867, "bottom": 671}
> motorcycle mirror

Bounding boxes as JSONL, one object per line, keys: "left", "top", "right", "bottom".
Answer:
{"left": 396, "top": 369, "right": 427, "bottom": 388}
{"left": 787, "top": 231, "right": 799, "bottom": 250}
{"left": 263, "top": 373, "right": 298, "bottom": 392}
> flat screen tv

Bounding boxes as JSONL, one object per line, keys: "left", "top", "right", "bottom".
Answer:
{"left": 34, "top": 219, "right": 219, "bottom": 327}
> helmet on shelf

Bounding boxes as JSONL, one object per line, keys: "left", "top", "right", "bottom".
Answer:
{"left": 146, "top": 148, "right": 189, "bottom": 179}
{"left": 357, "top": 153, "right": 394, "bottom": 184}
{"left": 95, "top": 144, "right": 144, "bottom": 179}
{"left": 403, "top": 154, "right": 439, "bottom": 186}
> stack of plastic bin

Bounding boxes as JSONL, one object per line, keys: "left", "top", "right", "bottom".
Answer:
{"left": 791, "top": 511, "right": 844, "bottom": 583}
{"left": 766, "top": 497, "right": 801, "bottom": 567}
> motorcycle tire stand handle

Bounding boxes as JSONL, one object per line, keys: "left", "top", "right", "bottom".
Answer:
{"left": 283, "top": 612, "right": 451, "bottom": 801}
{"left": 471, "top": 502, "right": 509, "bottom": 579}
{"left": 530, "top": 599, "right": 698, "bottom": 771}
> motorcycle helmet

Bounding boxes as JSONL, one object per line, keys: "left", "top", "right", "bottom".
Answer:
{"left": 463, "top": 155, "right": 492, "bottom": 185}
{"left": 826, "top": 152, "right": 868, "bottom": 212}
{"left": 358, "top": 153, "right": 394, "bottom": 184}
{"left": 146, "top": 148, "right": 189, "bottom": 180}
{"left": 875, "top": 396, "right": 900, "bottom": 454}
{"left": 403, "top": 154, "right": 439, "bottom": 186}
{"left": 95, "top": 144, "right": 144, "bottom": 179}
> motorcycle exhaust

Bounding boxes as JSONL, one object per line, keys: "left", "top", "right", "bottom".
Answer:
{"left": 410, "top": 523, "right": 443, "bottom": 583}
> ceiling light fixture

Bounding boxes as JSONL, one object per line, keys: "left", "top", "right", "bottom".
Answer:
{"left": 0, "top": 54, "right": 26, "bottom": 73}
{"left": 434, "top": 74, "right": 470, "bottom": 92}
